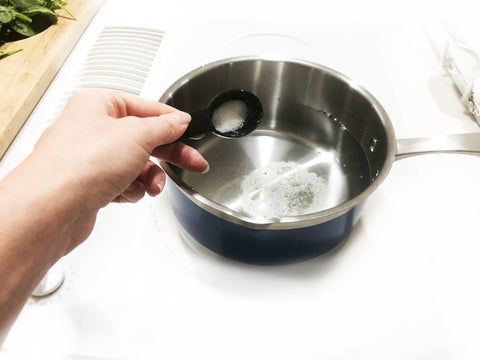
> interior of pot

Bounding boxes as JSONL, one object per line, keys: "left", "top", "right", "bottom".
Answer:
{"left": 161, "top": 56, "right": 395, "bottom": 223}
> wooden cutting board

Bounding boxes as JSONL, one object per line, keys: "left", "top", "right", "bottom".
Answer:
{"left": 0, "top": 0, "right": 103, "bottom": 159}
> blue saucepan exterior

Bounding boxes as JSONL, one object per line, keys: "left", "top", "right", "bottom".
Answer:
{"left": 167, "top": 180, "right": 366, "bottom": 265}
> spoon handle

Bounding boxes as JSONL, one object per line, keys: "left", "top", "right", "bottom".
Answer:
{"left": 178, "top": 109, "right": 213, "bottom": 141}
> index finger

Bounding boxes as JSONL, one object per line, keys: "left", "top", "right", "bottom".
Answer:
{"left": 115, "top": 92, "right": 178, "bottom": 118}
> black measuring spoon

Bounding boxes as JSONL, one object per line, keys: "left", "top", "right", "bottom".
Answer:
{"left": 178, "top": 90, "right": 263, "bottom": 140}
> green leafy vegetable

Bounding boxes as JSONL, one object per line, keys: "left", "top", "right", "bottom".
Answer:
{"left": 22, "top": 5, "right": 57, "bottom": 21}
{"left": 0, "top": 0, "right": 75, "bottom": 56}
{"left": 12, "top": 18, "right": 36, "bottom": 36}
{"left": 0, "top": 5, "right": 33, "bottom": 23}
{"left": 9, "top": 0, "right": 39, "bottom": 11}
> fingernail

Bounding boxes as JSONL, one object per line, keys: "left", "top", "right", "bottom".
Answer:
{"left": 200, "top": 162, "right": 210, "bottom": 174}
{"left": 157, "top": 182, "right": 164, "bottom": 193}
{"left": 173, "top": 111, "right": 191, "bottom": 124}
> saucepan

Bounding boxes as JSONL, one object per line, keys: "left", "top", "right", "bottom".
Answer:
{"left": 159, "top": 56, "right": 480, "bottom": 265}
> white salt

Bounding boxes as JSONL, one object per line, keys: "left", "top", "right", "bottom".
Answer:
{"left": 239, "top": 161, "right": 327, "bottom": 220}
{"left": 211, "top": 100, "right": 247, "bottom": 134}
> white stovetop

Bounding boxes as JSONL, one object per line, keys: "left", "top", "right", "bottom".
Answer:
{"left": 1, "top": 1, "right": 480, "bottom": 359}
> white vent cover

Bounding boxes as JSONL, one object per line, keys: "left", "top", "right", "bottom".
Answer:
{"left": 51, "top": 25, "right": 166, "bottom": 118}
{"left": 72, "top": 26, "right": 165, "bottom": 95}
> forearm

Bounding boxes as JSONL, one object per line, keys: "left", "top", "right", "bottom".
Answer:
{"left": 0, "top": 153, "right": 91, "bottom": 344}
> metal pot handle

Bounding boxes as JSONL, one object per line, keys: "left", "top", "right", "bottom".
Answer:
{"left": 395, "top": 133, "right": 480, "bottom": 160}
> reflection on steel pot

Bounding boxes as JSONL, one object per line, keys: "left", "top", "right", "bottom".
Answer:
{"left": 159, "top": 56, "right": 480, "bottom": 265}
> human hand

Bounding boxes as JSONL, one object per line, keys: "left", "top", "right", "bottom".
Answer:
{"left": 36, "top": 89, "right": 208, "bottom": 205}
{"left": 28, "top": 89, "right": 208, "bottom": 254}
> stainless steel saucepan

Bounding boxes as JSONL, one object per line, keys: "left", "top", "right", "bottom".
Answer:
{"left": 159, "top": 56, "right": 480, "bottom": 265}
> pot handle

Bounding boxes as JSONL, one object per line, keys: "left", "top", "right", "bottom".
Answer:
{"left": 395, "top": 133, "right": 480, "bottom": 160}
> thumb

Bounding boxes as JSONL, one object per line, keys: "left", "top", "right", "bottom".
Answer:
{"left": 137, "top": 110, "right": 191, "bottom": 151}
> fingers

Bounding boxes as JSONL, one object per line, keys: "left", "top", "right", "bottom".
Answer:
{"left": 138, "top": 160, "right": 166, "bottom": 196}
{"left": 113, "top": 161, "right": 167, "bottom": 203}
{"left": 67, "top": 90, "right": 209, "bottom": 196}
{"left": 113, "top": 180, "right": 145, "bottom": 203}
{"left": 71, "top": 89, "right": 197, "bottom": 152}
{"left": 123, "top": 110, "right": 191, "bottom": 153}
{"left": 131, "top": 111, "right": 210, "bottom": 174}
{"left": 68, "top": 89, "right": 178, "bottom": 118}
{"left": 152, "top": 142, "right": 209, "bottom": 173}
{"left": 115, "top": 91, "right": 179, "bottom": 118}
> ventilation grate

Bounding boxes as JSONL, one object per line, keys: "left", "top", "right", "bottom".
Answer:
{"left": 71, "top": 26, "right": 165, "bottom": 95}
{"left": 48, "top": 25, "right": 165, "bottom": 119}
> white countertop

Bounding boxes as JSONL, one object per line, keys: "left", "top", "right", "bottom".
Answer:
{"left": 1, "top": 1, "right": 480, "bottom": 359}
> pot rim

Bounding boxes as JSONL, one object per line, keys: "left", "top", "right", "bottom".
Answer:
{"left": 159, "top": 55, "right": 397, "bottom": 230}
